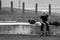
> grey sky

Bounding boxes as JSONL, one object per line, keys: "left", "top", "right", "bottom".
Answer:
{"left": 2, "top": 0, "right": 60, "bottom": 7}
{"left": 1, "top": 0, "right": 60, "bottom": 13}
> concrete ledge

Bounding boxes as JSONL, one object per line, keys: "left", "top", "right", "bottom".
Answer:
{"left": 0, "top": 22, "right": 31, "bottom": 25}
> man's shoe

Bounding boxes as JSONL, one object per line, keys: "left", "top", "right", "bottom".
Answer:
{"left": 46, "top": 31, "right": 50, "bottom": 35}
{"left": 40, "top": 31, "right": 44, "bottom": 36}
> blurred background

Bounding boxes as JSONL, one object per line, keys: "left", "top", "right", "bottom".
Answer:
{"left": 1, "top": 0, "right": 60, "bottom": 13}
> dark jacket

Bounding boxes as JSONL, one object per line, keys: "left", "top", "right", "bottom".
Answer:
{"left": 40, "top": 14, "right": 48, "bottom": 22}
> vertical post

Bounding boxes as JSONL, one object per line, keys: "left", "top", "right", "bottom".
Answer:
{"left": 19, "top": 0, "right": 20, "bottom": 9}
{"left": 48, "top": 4, "right": 51, "bottom": 35}
{"left": 22, "top": 2, "right": 25, "bottom": 13}
{"left": 0, "top": 0, "right": 1, "bottom": 10}
{"left": 11, "top": 1, "right": 13, "bottom": 12}
{"left": 35, "top": 3, "right": 38, "bottom": 14}
{"left": 49, "top": 4, "right": 51, "bottom": 16}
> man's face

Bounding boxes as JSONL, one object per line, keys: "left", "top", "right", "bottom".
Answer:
{"left": 31, "top": 18, "right": 33, "bottom": 20}
{"left": 42, "top": 12, "right": 46, "bottom": 16}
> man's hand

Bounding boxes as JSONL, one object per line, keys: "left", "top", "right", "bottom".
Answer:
{"left": 48, "top": 16, "right": 51, "bottom": 19}
{"left": 48, "top": 16, "right": 51, "bottom": 22}
{"left": 40, "top": 19, "right": 43, "bottom": 23}
{"left": 40, "top": 19, "right": 45, "bottom": 24}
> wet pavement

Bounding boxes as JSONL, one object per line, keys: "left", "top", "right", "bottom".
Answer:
{"left": 0, "top": 34, "right": 60, "bottom": 40}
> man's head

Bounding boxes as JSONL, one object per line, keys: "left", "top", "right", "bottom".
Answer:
{"left": 43, "top": 12, "right": 45, "bottom": 14}
{"left": 42, "top": 12, "right": 46, "bottom": 16}
{"left": 30, "top": 18, "right": 33, "bottom": 20}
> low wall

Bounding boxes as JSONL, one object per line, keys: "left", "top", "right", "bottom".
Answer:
{"left": 0, "top": 25, "right": 33, "bottom": 34}
{"left": 0, "top": 22, "right": 41, "bottom": 35}
{"left": 0, "top": 22, "right": 60, "bottom": 35}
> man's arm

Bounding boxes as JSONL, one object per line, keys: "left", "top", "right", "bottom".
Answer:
{"left": 47, "top": 14, "right": 51, "bottom": 19}
{"left": 47, "top": 15, "right": 51, "bottom": 23}
{"left": 40, "top": 16, "right": 44, "bottom": 23}
{"left": 48, "top": 16, "right": 51, "bottom": 19}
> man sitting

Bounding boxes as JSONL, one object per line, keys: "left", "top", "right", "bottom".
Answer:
{"left": 40, "top": 12, "right": 50, "bottom": 36}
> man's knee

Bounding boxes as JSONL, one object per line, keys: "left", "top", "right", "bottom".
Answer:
{"left": 41, "top": 23, "right": 44, "bottom": 25}
{"left": 41, "top": 23, "right": 44, "bottom": 28}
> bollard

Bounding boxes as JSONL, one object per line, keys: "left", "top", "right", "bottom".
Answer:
{"left": 0, "top": 0, "right": 1, "bottom": 10}
{"left": 35, "top": 3, "right": 38, "bottom": 14}
{"left": 11, "top": 1, "right": 13, "bottom": 12}
{"left": 22, "top": 2, "right": 25, "bottom": 13}
{"left": 49, "top": 4, "right": 51, "bottom": 16}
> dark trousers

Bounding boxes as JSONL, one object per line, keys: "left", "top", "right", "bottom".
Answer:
{"left": 40, "top": 21, "right": 49, "bottom": 32}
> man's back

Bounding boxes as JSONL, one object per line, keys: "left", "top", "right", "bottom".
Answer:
{"left": 40, "top": 14, "right": 48, "bottom": 22}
